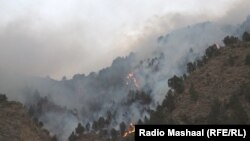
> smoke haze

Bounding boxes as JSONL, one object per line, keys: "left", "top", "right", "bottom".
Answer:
{"left": 0, "top": 0, "right": 247, "bottom": 79}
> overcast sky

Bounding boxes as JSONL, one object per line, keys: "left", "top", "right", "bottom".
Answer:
{"left": 0, "top": 0, "right": 249, "bottom": 79}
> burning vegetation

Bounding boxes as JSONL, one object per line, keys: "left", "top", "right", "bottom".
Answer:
{"left": 1, "top": 8, "right": 250, "bottom": 140}
{"left": 14, "top": 30, "right": 250, "bottom": 141}
{"left": 126, "top": 72, "right": 140, "bottom": 89}
{"left": 122, "top": 123, "right": 135, "bottom": 137}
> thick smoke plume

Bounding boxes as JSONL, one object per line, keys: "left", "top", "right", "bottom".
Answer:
{"left": 15, "top": 16, "right": 250, "bottom": 140}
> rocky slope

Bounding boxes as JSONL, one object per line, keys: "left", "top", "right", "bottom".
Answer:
{"left": 70, "top": 34, "right": 250, "bottom": 141}
{"left": 0, "top": 96, "right": 54, "bottom": 141}
{"left": 149, "top": 38, "right": 250, "bottom": 125}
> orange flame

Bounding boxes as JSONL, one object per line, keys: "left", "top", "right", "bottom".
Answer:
{"left": 126, "top": 72, "right": 140, "bottom": 89}
{"left": 122, "top": 123, "right": 135, "bottom": 137}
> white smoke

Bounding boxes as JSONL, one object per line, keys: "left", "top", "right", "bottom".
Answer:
{"left": 15, "top": 16, "right": 250, "bottom": 141}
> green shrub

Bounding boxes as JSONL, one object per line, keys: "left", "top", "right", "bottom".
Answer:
{"left": 161, "top": 90, "right": 175, "bottom": 112}
{"left": 0, "top": 94, "right": 7, "bottom": 103}
{"left": 68, "top": 132, "right": 76, "bottom": 141}
{"left": 187, "top": 62, "right": 196, "bottom": 74}
{"left": 168, "top": 75, "right": 184, "bottom": 93}
{"left": 205, "top": 44, "right": 220, "bottom": 58}
{"left": 242, "top": 31, "right": 250, "bottom": 42}
{"left": 223, "top": 36, "right": 240, "bottom": 46}
{"left": 189, "top": 84, "right": 198, "bottom": 101}
{"left": 110, "top": 128, "right": 118, "bottom": 139}
{"left": 75, "top": 123, "right": 85, "bottom": 135}
{"left": 119, "top": 122, "right": 126, "bottom": 133}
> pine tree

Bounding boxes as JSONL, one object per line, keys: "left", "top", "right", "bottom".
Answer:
{"left": 75, "top": 123, "right": 85, "bottom": 135}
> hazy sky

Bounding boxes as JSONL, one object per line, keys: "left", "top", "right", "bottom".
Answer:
{"left": 0, "top": 0, "right": 248, "bottom": 79}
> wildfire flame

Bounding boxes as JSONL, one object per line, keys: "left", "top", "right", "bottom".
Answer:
{"left": 126, "top": 72, "right": 139, "bottom": 89}
{"left": 122, "top": 123, "right": 135, "bottom": 137}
